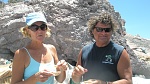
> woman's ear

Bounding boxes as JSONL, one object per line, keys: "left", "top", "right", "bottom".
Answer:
{"left": 26, "top": 27, "right": 31, "bottom": 38}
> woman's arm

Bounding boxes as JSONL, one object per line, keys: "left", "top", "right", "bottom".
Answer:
{"left": 49, "top": 45, "right": 66, "bottom": 83}
{"left": 11, "top": 49, "right": 37, "bottom": 84}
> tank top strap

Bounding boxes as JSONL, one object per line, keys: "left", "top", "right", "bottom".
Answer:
{"left": 23, "top": 47, "right": 32, "bottom": 58}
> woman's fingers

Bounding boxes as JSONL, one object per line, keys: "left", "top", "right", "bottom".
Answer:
{"left": 56, "top": 59, "right": 68, "bottom": 71}
{"left": 35, "top": 71, "right": 53, "bottom": 82}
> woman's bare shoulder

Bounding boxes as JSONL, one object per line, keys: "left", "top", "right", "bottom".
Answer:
{"left": 14, "top": 48, "right": 28, "bottom": 59}
{"left": 12, "top": 48, "right": 29, "bottom": 67}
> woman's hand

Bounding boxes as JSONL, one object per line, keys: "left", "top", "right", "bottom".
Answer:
{"left": 56, "top": 59, "right": 68, "bottom": 71}
{"left": 35, "top": 70, "right": 53, "bottom": 82}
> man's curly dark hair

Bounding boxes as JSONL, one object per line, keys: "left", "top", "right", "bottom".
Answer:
{"left": 87, "top": 11, "right": 117, "bottom": 38}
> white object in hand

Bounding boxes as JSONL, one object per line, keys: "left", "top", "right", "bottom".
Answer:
{"left": 39, "top": 63, "right": 61, "bottom": 76}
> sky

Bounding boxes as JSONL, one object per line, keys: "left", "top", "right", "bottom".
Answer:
{"left": 2, "top": 0, "right": 7, "bottom": 3}
{"left": 2, "top": 0, "right": 150, "bottom": 39}
{"left": 109, "top": 0, "right": 150, "bottom": 39}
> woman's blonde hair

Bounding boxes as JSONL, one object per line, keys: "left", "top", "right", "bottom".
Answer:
{"left": 19, "top": 25, "right": 51, "bottom": 38}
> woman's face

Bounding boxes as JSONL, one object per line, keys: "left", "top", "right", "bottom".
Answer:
{"left": 92, "top": 22, "right": 112, "bottom": 44}
{"left": 28, "top": 21, "right": 47, "bottom": 42}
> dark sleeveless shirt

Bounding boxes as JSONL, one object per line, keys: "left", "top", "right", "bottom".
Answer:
{"left": 81, "top": 41, "right": 124, "bottom": 82}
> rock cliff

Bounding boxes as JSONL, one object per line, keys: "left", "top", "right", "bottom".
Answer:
{"left": 0, "top": 0, "right": 150, "bottom": 78}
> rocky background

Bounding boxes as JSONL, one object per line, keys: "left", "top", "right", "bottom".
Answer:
{"left": 0, "top": 0, "right": 150, "bottom": 81}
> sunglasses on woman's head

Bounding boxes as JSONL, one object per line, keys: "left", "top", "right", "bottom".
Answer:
{"left": 28, "top": 24, "right": 47, "bottom": 32}
{"left": 95, "top": 27, "right": 112, "bottom": 32}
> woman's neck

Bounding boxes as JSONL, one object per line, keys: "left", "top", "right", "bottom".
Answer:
{"left": 27, "top": 41, "right": 45, "bottom": 50}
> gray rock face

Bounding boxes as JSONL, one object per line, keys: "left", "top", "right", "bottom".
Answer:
{"left": 0, "top": 0, "right": 150, "bottom": 78}
{"left": 125, "top": 34, "right": 150, "bottom": 78}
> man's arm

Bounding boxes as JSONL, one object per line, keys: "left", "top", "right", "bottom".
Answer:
{"left": 109, "top": 49, "right": 132, "bottom": 84}
{"left": 72, "top": 49, "right": 88, "bottom": 83}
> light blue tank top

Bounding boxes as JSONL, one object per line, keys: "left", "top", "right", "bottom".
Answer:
{"left": 23, "top": 47, "right": 55, "bottom": 84}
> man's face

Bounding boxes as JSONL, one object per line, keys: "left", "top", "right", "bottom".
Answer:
{"left": 92, "top": 22, "right": 112, "bottom": 44}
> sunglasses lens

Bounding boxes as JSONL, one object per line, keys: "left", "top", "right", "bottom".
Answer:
{"left": 29, "top": 25, "right": 39, "bottom": 31}
{"left": 40, "top": 24, "right": 47, "bottom": 31}
{"left": 105, "top": 28, "right": 111, "bottom": 32}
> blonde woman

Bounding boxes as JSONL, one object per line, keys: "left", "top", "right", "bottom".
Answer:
{"left": 11, "top": 12, "right": 67, "bottom": 84}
